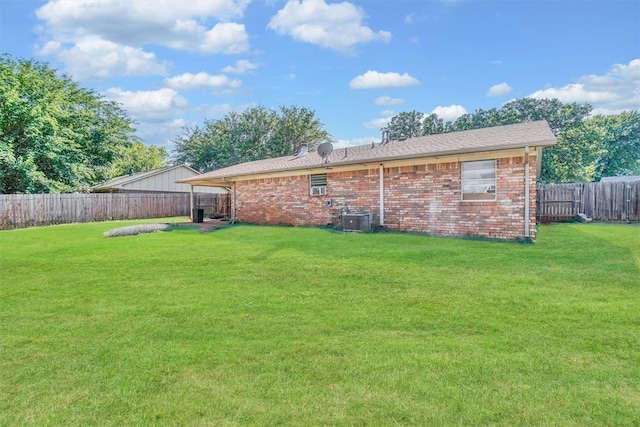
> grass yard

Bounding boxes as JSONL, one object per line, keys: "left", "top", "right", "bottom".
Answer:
{"left": 1, "top": 219, "right": 639, "bottom": 426}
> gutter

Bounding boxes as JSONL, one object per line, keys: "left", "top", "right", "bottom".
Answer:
{"left": 177, "top": 140, "right": 558, "bottom": 186}
{"left": 379, "top": 164, "right": 384, "bottom": 227}
{"left": 232, "top": 182, "right": 237, "bottom": 224}
{"left": 524, "top": 146, "right": 530, "bottom": 239}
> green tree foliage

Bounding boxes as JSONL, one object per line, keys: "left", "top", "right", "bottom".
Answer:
{"left": 493, "top": 98, "right": 593, "bottom": 183}
{"left": 0, "top": 55, "right": 138, "bottom": 193}
{"left": 588, "top": 111, "right": 640, "bottom": 180}
{"left": 534, "top": 111, "right": 639, "bottom": 183}
{"left": 387, "top": 110, "right": 424, "bottom": 140}
{"left": 271, "top": 106, "right": 331, "bottom": 155}
{"left": 384, "top": 98, "right": 640, "bottom": 182}
{"left": 422, "top": 113, "right": 448, "bottom": 135}
{"left": 542, "top": 123, "right": 602, "bottom": 183}
{"left": 109, "top": 142, "right": 169, "bottom": 178}
{"left": 448, "top": 99, "right": 592, "bottom": 134}
{"left": 172, "top": 106, "right": 332, "bottom": 172}
{"left": 496, "top": 98, "right": 591, "bottom": 133}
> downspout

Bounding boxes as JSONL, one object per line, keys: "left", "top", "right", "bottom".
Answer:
{"left": 232, "top": 182, "right": 237, "bottom": 224}
{"left": 379, "top": 164, "right": 385, "bottom": 227}
{"left": 524, "top": 146, "right": 530, "bottom": 239}
{"left": 189, "top": 184, "right": 194, "bottom": 221}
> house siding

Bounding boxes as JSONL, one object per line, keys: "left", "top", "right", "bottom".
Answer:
{"left": 233, "top": 154, "right": 538, "bottom": 241}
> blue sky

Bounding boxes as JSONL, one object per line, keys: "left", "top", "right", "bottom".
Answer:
{"left": 1, "top": 0, "right": 638, "bottom": 151}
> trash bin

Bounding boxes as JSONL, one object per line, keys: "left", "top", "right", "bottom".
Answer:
{"left": 193, "top": 208, "right": 204, "bottom": 223}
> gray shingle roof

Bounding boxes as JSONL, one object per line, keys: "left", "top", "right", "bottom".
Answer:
{"left": 181, "top": 120, "right": 556, "bottom": 184}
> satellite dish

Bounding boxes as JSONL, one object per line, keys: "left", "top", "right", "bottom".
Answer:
{"left": 317, "top": 142, "right": 333, "bottom": 159}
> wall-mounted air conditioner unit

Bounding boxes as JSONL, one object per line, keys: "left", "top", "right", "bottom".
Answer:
{"left": 342, "top": 213, "right": 372, "bottom": 232}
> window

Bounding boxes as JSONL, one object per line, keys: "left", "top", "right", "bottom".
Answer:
{"left": 310, "top": 174, "right": 327, "bottom": 196}
{"left": 461, "top": 160, "right": 496, "bottom": 201}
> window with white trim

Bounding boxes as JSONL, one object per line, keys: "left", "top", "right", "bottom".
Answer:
{"left": 310, "top": 173, "right": 327, "bottom": 196}
{"left": 461, "top": 160, "right": 496, "bottom": 201}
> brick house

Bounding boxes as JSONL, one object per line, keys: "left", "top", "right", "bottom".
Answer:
{"left": 180, "top": 121, "right": 556, "bottom": 241}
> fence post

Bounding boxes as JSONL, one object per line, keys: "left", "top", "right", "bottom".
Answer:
{"left": 625, "top": 184, "right": 631, "bottom": 222}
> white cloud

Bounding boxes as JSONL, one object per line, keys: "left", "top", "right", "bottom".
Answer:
{"left": 363, "top": 116, "right": 393, "bottom": 130}
{"left": 529, "top": 59, "right": 640, "bottom": 115}
{"left": 167, "top": 118, "right": 187, "bottom": 129}
{"left": 41, "top": 36, "right": 167, "bottom": 79}
{"left": 268, "top": 0, "right": 391, "bottom": 53}
{"left": 487, "top": 82, "right": 513, "bottom": 97}
{"left": 37, "top": 1, "right": 251, "bottom": 54}
{"left": 222, "top": 59, "right": 259, "bottom": 74}
{"left": 334, "top": 136, "right": 379, "bottom": 149}
{"left": 134, "top": 117, "right": 198, "bottom": 148}
{"left": 375, "top": 96, "right": 405, "bottom": 106}
{"left": 350, "top": 71, "right": 420, "bottom": 89}
{"left": 105, "top": 87, "right": 188, "bottom": 122}
{"left": 431, "top": 105, "right": 468, "bottom": 122}
{"left": 167, "top": 21, "right": 249, "bottom": 54}
{"left": 35, "top": 0, "right": 250, "bottom": 78}
{"left": 134, "top": 121, "right": 190, "bottom": 149}
{"left": 196, "top": 103, "right": 235, "bottom": 119}
{"left": 36, "top": 40, "right": 61, "bottom": 56}
{"left": 36, "top": 0, "right": 249, "bottom": 29}
{"left": 164, "top": 72, "right": 242, "bottom": 92}
{"left": 530, "top": 83, "right": 618, "bottom": 103}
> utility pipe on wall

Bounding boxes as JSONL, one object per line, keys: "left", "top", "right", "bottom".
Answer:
{"left": 232, "top": 182, "right": 237, "bottom": 224}
{"left": 524, "top": 146, "right": 530, "bottom": 238}
{"left": 379, "top": 164, "right": 385, "bottom": 227}
{"left": 189, "top": 184, "right": 194, "bottom": 221}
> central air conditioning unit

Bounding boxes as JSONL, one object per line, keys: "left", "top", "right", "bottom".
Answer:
{"left": 342, "top": 213, "right": 372, "bottom": 232}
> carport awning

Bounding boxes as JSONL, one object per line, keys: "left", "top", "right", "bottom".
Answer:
{"left": 179, "top": 178, "right": 229, "bottom": 187}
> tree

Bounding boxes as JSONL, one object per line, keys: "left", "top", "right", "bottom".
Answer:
{"left": 171, "top": 122, "right": 221, "bottom": 173}
{"left": 386, "top": 98, "right": 598, "bottom": 182}
{"left": 386, "top": 110, "right": 424, "bottom": 140}
{"left": 539, "top": 111, "right": 640, "bottom": 183}
{"left": 499, "top": 98, "right": 591, "bottom": 133}
{"left": 450, "top": 98, "right": 593, "bottom": 182}
{"left": 589, "top": 111, "right": 640, "bottom": 180}
{"left": 449, "top": 99, "right": 591, "bottom": 134}
{"left": 542, "top": 122, "right": 602, "bottom": 183}
{"left": 451, "top": 107, "right": 506, "bottom": 131}
{"left": 422, "top": 113, "right": 447, "bottom": 135}
{"left": 0, "top": 55, "right": 138, "bottom": 193}
{"left": 271, "top": 106, "right": 331, "bottom": 156}
{"left": 109, "top": 142, "right": 169, "bottom": 177}
{"left": 172, "top": 106, "right": 332, "bottom": 172}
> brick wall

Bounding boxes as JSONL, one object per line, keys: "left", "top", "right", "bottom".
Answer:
{"left": 235, "top": 175, "right": 331, "bottom": 226}
{"left": 233, "top": 154, "right": 538, "bottom": 240}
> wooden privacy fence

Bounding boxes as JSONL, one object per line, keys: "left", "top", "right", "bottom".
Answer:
{"left": 537, "top": 181, "right": 640, "bottom": 223}
{"left": 195, "top": 193, "right": 231, "bottom": 218}
{"left": 0, "top": 192, "right": 192, "bottom": 230}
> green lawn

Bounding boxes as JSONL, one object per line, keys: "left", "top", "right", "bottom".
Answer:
{"left": 1, "top": 219, "right": 639, "bottom": 426}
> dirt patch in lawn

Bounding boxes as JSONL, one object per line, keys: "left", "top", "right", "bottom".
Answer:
{"left": 176, "top": 218, "right": 231, "bottom": 232}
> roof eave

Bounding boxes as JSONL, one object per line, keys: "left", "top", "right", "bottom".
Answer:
{"left": 181, "top": 138, "right": 557, "bottom": 185}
